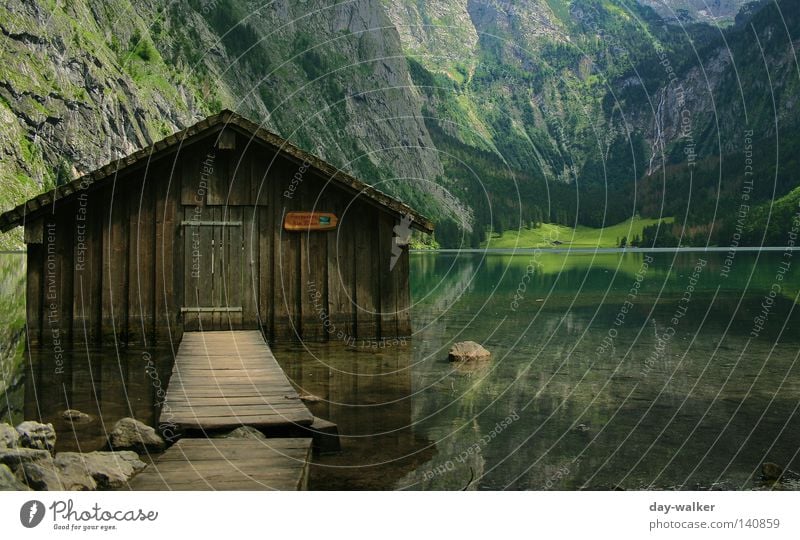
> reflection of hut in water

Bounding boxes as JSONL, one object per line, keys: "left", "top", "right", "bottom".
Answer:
{"left": 22, "top": 347, "right": 174, "bottom": 453}
{"left": 275, "top": 341, "right": 435, "bottom": 489}
{"left": 0, "top": 110, "right": 432, "bottom": 346}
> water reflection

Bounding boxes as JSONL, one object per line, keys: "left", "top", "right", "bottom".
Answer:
{"left": 2, "top": 249, "right": 800, "bottom": 490}
{"left": 0, "top": 252, "right": 26, "bottom": 426}
{"left": 19, "top": 347, "right": 174, "bottom": 453}
{"left": 275, "top": 341, "right": 436, "bottom": 490}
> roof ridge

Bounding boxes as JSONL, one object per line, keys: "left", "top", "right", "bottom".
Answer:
{"left": 0, "top": 110, "right": 433, "bottom": 234}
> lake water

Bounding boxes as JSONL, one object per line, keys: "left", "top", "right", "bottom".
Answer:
{"left": 2, "top": 250, "right": 800, "bottom": 490}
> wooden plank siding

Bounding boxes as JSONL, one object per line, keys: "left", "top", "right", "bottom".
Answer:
{"left": 299, "top": 178, "right": 329, "bottom": 341}
{"left": 353, "top": 205, "right": 381, "bottom": 340}
{"left": 25, "top": 242, "right": 43, "bottom": 346}
{"left": 22, "top": 131, "right": 414, "bottom": 347}
{"left": 72, "top": 191, "right": 103, "bottom": 344}
{"left": 154, "top": 160, "right": 178, "bottom": 343}
{"left": 271, "top": 156, "right": 302, "bottom": 341}
{"left": 326, "top": 188, "right": 356, "bottom": 342}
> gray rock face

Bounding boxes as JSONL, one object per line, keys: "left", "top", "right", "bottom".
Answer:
{"left": 448, "top": 341, "right": 491, "bottom": 362}
{"left": 15, "top": 421, "right": 56, "bottom": 453}
{"left": 0, "top": 423, "right": 19, "bottom": 449}
{"left": 217, "top": 426, "right": 266, "bottom": 440}
{"left": 0, "top": 447, "right": 51, "bottom": 470}
{"left": 4, "top": 446, "right": 145, "bottom": 491}
{"left": 18, "top": 460, "right": 96, "bottom": 491}
{"left": 109, "top": 418, "right": 165, "bottom": 453}
{"left": 54, "top": 451, "right": 146, "bottom": 490}
{"left": 0, "top": 463, "right": 30, "bottom": 491}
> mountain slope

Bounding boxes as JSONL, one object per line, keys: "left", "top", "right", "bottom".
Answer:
{"left": 0, "top": 0, "right": 797, "bottom": 249}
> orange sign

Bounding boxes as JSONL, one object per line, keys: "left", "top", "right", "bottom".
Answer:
{"left": 283, "top": 211, "right": 338, "bottom": 231}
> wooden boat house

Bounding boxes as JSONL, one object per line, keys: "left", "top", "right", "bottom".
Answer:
{"left": 0, "top": 110, "right": 433, "bottom": 346}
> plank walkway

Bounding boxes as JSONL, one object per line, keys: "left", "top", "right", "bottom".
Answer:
{"left": 161, "top": 330, "right": 314, "bottom": 431}
{"left": 127, "top": 438, "right": 312, "bottom": 490}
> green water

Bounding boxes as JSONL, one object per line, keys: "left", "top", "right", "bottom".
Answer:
{"left": 285, "top": 250, "right": 800, "bottom": 490}
{"left": 3, "top": 250, "right": 800, "bottom": 489}
{"left": 0, "top": 252, "right": 175, "bottom": 453}
{"left": 0, "top": 252, "right": 26, "bottom": 426}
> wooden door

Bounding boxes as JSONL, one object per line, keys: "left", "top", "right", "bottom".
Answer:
{"left": 181, "top": 208, "right": 244, "bottom": 330}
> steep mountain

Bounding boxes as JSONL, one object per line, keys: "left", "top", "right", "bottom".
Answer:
{"left": 637, "top": 0, "right": 753, "bottom": 23}
{"left": 0, "top": 0, "right": 797, "bottom": 248}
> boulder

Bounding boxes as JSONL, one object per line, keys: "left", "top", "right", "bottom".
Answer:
{"left": 762, "top": 462, "right": 800, "bottom": 482}
{"left": 762, "top": 462, "right": 783, "bottom": 481}
{"left": 0, "top": 464, "right": 30, "bottom": 491}
{"left": 0, "top": 423, "right": 19, "bottom": 449}
{"left": 573, "top": 423, "right": 591, "bottom": 433}
{"left": 108, "top": 418, "right": 165, "bottom": 453}
{"left": 298, "top": 393, "right": 323, "bottom": 403}
{"left": 448, "top": 341, "right": 491, "bottom": 362}
{"left": 0, "top": 448, "right": 51, "bottom": 471}
{"left": 54, "top": 451, "right": 146, "bottom": 490}
{"left": 217, "top": 426, "right": 266, "bottom": 440}
{"left": 15, "top": 421, "right": 56, "bottom": 453}
{"left": 61, "top": 409, "right": 91, "bottom": 423}
{"left": 18, "top": 460, "right": 96, "bottom": 491}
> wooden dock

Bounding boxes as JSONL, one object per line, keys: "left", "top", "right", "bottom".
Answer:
{"left": 162, "top": 331, "right": 314, "bottom": 432}
{"left": 127, "top": 438, "right": 312, "bottom": 490}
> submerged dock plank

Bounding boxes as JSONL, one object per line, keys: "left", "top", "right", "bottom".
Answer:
{"left": 163, "top": 331, "right": 314, "bottom": 431}
{"left": 127, "top": 438, "right": 312, "bottom": 490}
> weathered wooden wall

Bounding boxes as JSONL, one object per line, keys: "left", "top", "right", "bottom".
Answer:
{"left": 24, "top": 127, "right": 412, "bottom": 346}
{"left": 26, "top": 155, "right": 182, "bottom": 347}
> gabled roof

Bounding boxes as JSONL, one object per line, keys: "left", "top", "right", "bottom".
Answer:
{"left": 0, "top": 110, "right": 434, "bottom": 234}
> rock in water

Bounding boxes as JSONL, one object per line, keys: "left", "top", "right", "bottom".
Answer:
{"left": 109, "top": 418, "right": 166, "bottom": 453}
{"left": 762, "top": 462, "right": 800, "bottom": 482}
{"left": 762, "top": 462, "right": 784, "bottom": 481}
{"left": 217, "top": 426, "right": 266, "bottom": 440}
{"left": 15, "top": 421, "right": 56, "bottom": 453}
{"left": 0, "top": 423, "right": 19, "bottom": 449}
{"left": 0, "top": 464, "right": 30, "bottom": 491}
{"left": 448, "top": 341, "right": 491, "bottom": 362}
{"left": 61, "top": 409, "right": 91, "bottom": 423}
{"left": 54, "top": 451, "right": 146, "bottom": 490}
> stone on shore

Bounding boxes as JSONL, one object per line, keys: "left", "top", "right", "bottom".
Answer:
{"left": 0, "top": 464, "right": 30, "bottom": 491}
{"left": 448, "top": 341, "right": 491, "bottom": 362}
{"left": 54, "top": 451, "right": 146, "bottom": 490}
{"left": 217, "top": 426, "right": 266, "bottom": 440}
{"left": 108, "top": 418, "right": 165, "bottom": 453}
{"left": 18, "top": 460, "right": 96, "bottom": 491}
{"left": 0, "top": 448, "right": 51, "bottom": 471}
{"left": 0, "top": 423, "right": 19, "bottom": 449}
{"left": 15, "top": 421, "right": 56, "bottom": 453}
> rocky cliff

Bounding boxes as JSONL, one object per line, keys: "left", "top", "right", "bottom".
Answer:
{"left": 0, "top": 0, "right": 795, "bottom": 247}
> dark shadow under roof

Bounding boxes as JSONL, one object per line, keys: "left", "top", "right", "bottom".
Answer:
{"left": 0, "top": 109, "right": 434, "bottom": 234}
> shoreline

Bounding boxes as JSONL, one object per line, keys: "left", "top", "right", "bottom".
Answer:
{"left": 412, "top": 246, "right": 800, "bottom": 254}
